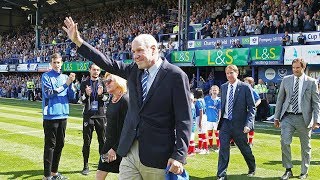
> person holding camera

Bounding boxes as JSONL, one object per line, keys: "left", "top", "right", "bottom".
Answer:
{"left": 79, "top": 63, "right": 108, "bottom": 175}
{"left": 96, "top": 72, "right": 128, "bottom": 180}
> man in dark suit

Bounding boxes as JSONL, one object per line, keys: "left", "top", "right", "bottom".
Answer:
{"left": 63, "top": 17, "right": 192, "bottom": 179}
{"left": 274, "top": 58, "right": 320, "bottom": 180}
{"left": 216, "top": 65, "right": 256, "bottom": 180}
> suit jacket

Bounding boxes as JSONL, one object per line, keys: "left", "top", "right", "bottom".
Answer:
{"left": 218, "top": 81, "right": 256, "bottom": 131}
{"left": 274, "top": 74, "right": 320, "bottom": 127}
{"left": 78, "top": 41, "right": 192, "bottom": 169}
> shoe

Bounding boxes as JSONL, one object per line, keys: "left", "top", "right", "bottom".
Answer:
{"left": 217, "top": 176, "right": 227, "bottom": 180}
{"left": 281, "top": 170, "right": 293, "bottom": 180}
{"left": 214, "top": 148, "right": 220, "bottom": 153}
{"left": 52, "top": 173, "right": 68, "bottom": 180}
{"left": 249, "top": 143, "right": 253, "bottom": 148}
{"left": 299, "top": 173, "right": 308, "bottom": 179}
{"left": 247, "top": 170, "right": 255, "bottom": 177}
{"left": 81, "top": 167, "right": 89, "bottom": 175}
{"left": 199, "top": 149, "right": 206, "bottom": 155}
{"left": 195, "top": 148, "right": 201, "bottom": 153}
{"left": 42, "top": 177, "right": 52, "bottom": 180}
{"left": 199, "top": 149, "right": 209, "bottom": 155}
{"left": 187, "top": 152, "right": 196, "bottom": 157}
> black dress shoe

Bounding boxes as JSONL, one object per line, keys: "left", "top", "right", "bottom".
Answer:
{"left": 281, "top": 170, "right": 293, "bottom": 180}
{"left": 299, "top": 173, "right": 308, "bottom": 179}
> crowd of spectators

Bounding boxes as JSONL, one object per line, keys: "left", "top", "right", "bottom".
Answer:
{"left": 198, "top": 0, "right": 320, "bottom": 39}
{"left": 0, "top": 0, "right": 319, "bottom": 64}
{"left": 0, "top": 73, "right": 41, "bottom": 99}
{"left": 0, "top": 73, "right": 108, "bottom": 102}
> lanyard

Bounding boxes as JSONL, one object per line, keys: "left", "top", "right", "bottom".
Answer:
{"left": 90, "top": 79, "right": 98, "bottom": 101}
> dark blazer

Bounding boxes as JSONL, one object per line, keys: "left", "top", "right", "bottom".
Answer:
{"left": 218, "top": 81, "right": 255, "bottom": 131}
{"left": 78, "top": 41, "right": 192, "bottom": 169}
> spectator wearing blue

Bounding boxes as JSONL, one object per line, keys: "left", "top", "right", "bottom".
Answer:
{"left": 303, "top": 15, "right": 315, "bottom": 31}
{"left": 41, "top": 53, "right": 77, "bottom": 180}
{"left": 297, "top": 31, "right": 306, "bottom": 45}
{"left": 282, "top": 31, "right": 291, "bottom": 46}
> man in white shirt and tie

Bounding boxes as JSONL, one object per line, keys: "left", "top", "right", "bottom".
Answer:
{"left": 274, "top": 58, "right": 320, "bottom": 180}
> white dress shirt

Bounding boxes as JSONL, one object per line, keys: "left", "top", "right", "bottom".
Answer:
{"left": 287, "top": 74, "right": 305, "bottom": 113}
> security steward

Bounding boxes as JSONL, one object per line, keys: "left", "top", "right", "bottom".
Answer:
{"left": 79, "top": 63, "right": 108, "bottom": 175}
{"left": 27, "top": 80, "right": 35, "bottom": 101}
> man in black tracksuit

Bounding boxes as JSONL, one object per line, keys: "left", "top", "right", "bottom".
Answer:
{"left": 79, "top": 63, "right": 108, "bottom": 175}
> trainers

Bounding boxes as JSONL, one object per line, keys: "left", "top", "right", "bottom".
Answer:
{"left": 187, "top": 152, "right": 196, "bottom": 157}
{"left": 195, "top": 148, "right": 201, "bottom": 153}
{"left": 52, "top": 173, "right": 68, "bottom": 180}
{"left": 42, "top": 177, "right": 52, "bottom": 180}
{"left": 81, "top": 167, "right": 89, "bottom": 175}
{"left": 199, "top": 149, "right": 209, "bottom": 155}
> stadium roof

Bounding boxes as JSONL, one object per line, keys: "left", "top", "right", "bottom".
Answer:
{"left": 0, "top": 0, "right": 120, "bottom": 14}
{"left": 0, "top": 0, "right": 130, "bottom": 33}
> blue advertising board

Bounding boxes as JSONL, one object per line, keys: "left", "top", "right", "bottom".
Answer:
{"left": 188, "top": 34, "right": 284, "bottom": 50}
{"left": 258, "top": 66, "right": 292, "bottom": 83}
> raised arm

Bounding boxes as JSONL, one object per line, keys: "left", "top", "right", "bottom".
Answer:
{"left": 62, "top": 17, "right": 131, "bottom": 79}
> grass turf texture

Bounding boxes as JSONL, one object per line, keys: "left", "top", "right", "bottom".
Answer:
{"left": 0, "top": 98, "right": 319, "bottom": 179}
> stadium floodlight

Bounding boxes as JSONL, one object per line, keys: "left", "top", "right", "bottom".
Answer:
{"left": 2, "top": 6, "right": 12, "bottom": 10}
{"left": 47, "top": 0, "right": 57, "bottom": 5}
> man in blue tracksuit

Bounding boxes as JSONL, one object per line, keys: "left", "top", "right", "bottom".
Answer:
{"left": 41, "top": 53, "right": 76, "bottom": 180}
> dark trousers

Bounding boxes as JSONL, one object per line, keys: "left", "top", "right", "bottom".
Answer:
{"left": 27, "top": 90, "right": 34, "bottom": 101}
{"left": 256, "top": 99, "right": 269, "bottom": 121}
{"left": 43, "top": 119, "right": 67, "bottom": 177}
{"left": 217, "top": 119, "right": 255, "bottom": 177}
{"left": 82, "top": 117, "right": 106, "bottom": 168}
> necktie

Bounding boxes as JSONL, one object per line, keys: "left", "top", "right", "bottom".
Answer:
{"left": 141, "top": 70, "right": 149, "bottom": 102}
{"left": 291, "top": 77, "right": 299, "bottom": 113}
{"left": 228, "top": 84, "right": 234, "bottom": 120}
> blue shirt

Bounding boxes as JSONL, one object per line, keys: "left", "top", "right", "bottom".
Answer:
{"left": 252, "top": 89, "right": 260, "bottom": 103}
{"left": 204, "top": 95, "right": 221, "bottom": 122}
{"left": 191, "top": 103, "right": 196, "bottom": 120}
{"left": 41, "top": 70, "right": 76, "bottom": 120}
{"left": 195, "top": 98, "right": 206, "bottom": 117}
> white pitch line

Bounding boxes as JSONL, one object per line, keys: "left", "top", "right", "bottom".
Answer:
{"left": 0, "top": 138, "right": 98, "bottom": 172}
{"left": 0, "top": 106, "right": 83, "bottom": 121}
{"left": 0, "top": 112, "right": 82, "bottom": 130}
{"left": 1, "top": 130, "right": 43, "bottom": 136}
{"left": 0, "top": 122, "right": 84, "bottom": 146}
